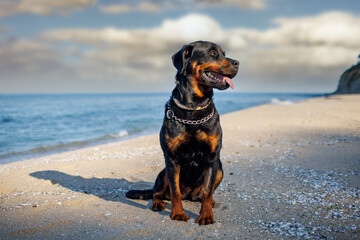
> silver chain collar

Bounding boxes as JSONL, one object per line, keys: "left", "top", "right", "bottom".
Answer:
{"left": 166, "top": 101, "right": 215, "bottom": 125}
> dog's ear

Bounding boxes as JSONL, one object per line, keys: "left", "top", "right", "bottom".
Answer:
{"left": 172, "top": 44, "right": 194, "bottom": 74}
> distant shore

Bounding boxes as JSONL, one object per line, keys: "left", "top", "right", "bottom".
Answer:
{"left": 1, "top": 94, "right": 359, "bottom": 239}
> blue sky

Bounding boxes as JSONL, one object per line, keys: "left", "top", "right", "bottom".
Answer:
{"left": 1, "top": 0, "right": 360, "bottom": 93}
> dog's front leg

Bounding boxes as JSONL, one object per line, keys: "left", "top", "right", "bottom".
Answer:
{"left": 165, "top": 158, "right": 190, "bottom": 221}
{"left": 196, "top": 166, "right": 218, "bottom": 225}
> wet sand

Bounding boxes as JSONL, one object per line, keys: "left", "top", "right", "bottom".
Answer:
{"left": 1, "top": 94, "right": 359, "bottom": 239}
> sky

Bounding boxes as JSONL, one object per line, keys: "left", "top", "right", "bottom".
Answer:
{"left": 0, "top": 0, "right": 359, "bottom": 93}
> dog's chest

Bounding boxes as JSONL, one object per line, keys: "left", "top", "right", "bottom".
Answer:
{"left": 164, "top": 128, "right": 220, "bottom": 159}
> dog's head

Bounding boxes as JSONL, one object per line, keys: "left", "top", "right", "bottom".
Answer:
{"left": 172, "top": 41, "right": 239, "bottom": 95}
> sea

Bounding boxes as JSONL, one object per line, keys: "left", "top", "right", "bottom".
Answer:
{"left": 0, "top": 92, "right": 322, "bottom": 164}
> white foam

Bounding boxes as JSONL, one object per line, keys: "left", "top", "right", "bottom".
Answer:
{"left": 117, "top": 130, "right": 129, "bottom": 137}
{"left": 109, "top": 130, "right": 129, "bottom": 138}
{"left": 270, "top": 98, "right": 294, "bottom": 105}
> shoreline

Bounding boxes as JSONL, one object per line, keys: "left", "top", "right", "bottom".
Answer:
{"left": 0, "top": 128, "right": 160, "bottom": 165}
{"left": 0, "top": 92, "right": 321, "bottom": 165}
{"left": 1, "top": 94, "right": 359, "bottom": 239}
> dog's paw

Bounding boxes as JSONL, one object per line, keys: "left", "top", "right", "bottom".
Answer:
{"left": 196, "top": 212, "right": 215, "bottom": 225}
{"left": 152, "top": 199, "right": 165, "bottom": 211}
{"left": 171, "top": 212, "right": 190, "bottom": 222}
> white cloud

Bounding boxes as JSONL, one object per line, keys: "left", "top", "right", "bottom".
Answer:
{"left": 0, "top": 0, "right": 266, "bottom": 18}
{"left": 99, "top": 0, "right": 266, "bottom": 15}
{"left": 228, "top": 11, "right": 360, "bottom": 91}
{"left": 0, "top": 40, "right": 61, "bottom": 73}
{"left": 237, "top": 11, "right": 360, "bottom": 49}
{"left": 0, "top": 0, "right": 96, "bottom": 18}
{"left": 0, "top": 39, "right": 78, "bottom": 92}
{"left": 40, "top": 14, "right": 248, "bottom": 84}
{"left": 195, "top": 0, "right": 266, "bottom": 9}
{"left": 2, "top": 11, "right": 360, "bottom": 93}
{"left": 100, "top": 2, "right": 159, "bottom": 14}
{"left": 41, "top": 14, "right": 247, "bottom": 49}
{"left": 99, "top": 4, "right": 131, "bottom": 14}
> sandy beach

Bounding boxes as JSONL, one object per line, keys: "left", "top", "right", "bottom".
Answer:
{"left": 1, "top": 94, "right": 359, "bottom": 239}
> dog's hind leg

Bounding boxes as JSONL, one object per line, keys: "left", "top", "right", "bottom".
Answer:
{"left": 212, "top": 168, "right": 223, "bottom": 208}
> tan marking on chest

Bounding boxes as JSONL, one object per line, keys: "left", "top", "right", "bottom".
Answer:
{"left": 165, "top": 132, "right": 189, "bottom": 154}
{"left": 196, "top": 131, "right": 220, "bottom": 153}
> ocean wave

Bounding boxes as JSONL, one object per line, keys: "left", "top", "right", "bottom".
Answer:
{"left": 0, "top": 93, "right": 317, "bottom": 164}
{"left": 109, "top": 130, "right": 128, "bottom": 138}
{"left": 0, "top": 130, "right": 137, "bottom": 164}
{"left": 269, "top": 98, "right": 295, "bottom": 105}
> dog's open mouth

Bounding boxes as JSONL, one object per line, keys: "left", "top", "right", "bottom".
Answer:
{"left": 202, "top": 71, "right": 234, "bottom": 89}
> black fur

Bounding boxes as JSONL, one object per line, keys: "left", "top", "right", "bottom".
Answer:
{"left": 126, "top": 41, "right": 239, "bottom": 225}
{"left": 126, "top": 189, "right": 153, "bottom": 200}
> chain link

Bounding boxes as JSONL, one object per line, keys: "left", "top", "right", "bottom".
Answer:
{"left": 167, "top": 108, "right": 215, "bottom": 125}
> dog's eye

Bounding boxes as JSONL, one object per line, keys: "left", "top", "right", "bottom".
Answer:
{"left": 209, "top": 50, "right": 218, "bottom": 57}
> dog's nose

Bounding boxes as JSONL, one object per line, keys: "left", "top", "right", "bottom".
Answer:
{"left": 231, "top": 60, "right": 239, "bottom": 68}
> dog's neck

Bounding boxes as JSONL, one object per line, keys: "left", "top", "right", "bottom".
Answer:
{"left": 172, "top": 75, "right": 213, "bottom": 110}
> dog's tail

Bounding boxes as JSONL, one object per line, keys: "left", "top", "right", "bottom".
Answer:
{"left": 126, "top": 189, "right": 154, "bottom": 200}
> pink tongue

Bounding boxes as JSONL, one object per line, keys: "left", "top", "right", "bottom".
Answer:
{"left": 224, "top": 77, "right": 234, "bottom": 89}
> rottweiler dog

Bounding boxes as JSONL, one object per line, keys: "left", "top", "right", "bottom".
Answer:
{"left": 126, "top": 41, "right": 239, "bottom": 225}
